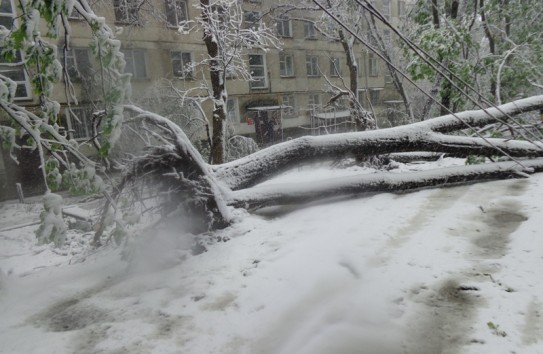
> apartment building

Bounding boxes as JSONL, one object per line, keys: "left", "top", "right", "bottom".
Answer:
{"left": 0, "top": 0, "right": 407, "bottom": 199}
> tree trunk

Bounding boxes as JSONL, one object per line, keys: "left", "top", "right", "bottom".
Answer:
{"left": 366, "top": 14, "right": 414, "bottom": 121}
{"left": 480, "top": 0, "right": 498, "bottom": 100}
{"left": 229, "top": 158, "right": 543, "bottom": 209}
{"left": 201, "top": 0, "right": 226, "bottom": 164}
{"left": 214, "top": 96, "right": 543, "bottom": 190}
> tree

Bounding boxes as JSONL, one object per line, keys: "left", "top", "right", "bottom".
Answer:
{"left": 0, "top": 0, "right": 128, "bottom": 243}
{"left": 98, "top": 95, "right": 543, "bottom": 239}
{"left": 195, "top": 0, "right": 279, "bottom": 164}
{"left": 479, "top": 0, "right": 543, "bottom": 105}
{"left": 405, "top": 0, "right": 543, "bottom": 118}
{"left": 311, "top": 0, "right": 375, "bottom": 130}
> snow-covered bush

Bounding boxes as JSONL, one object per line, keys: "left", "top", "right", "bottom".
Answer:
{"left": 35, "top": 193, "right": 67, "bottom": 247}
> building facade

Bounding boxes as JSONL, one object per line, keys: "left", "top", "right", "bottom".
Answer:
{"left": 0, "top": 0, "right": 408, "bottom": 198}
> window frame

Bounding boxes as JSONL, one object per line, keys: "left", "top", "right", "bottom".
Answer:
{"left": 308, "top": 93, "right": 321, "bottom": 110}
{"left": 281, "top": 94, "right": 296, "bottom": 118}
{"left": 67, "top": 6, "right": 83, "bottom": 20}
{"left": 248, "top": 53, "right": 268, "bottom": 89}
{"left": 306, "top": 55, "right": 320, "bottom": 77}
{"left": 398, "top": 1, "right": 406, "bottom": 17}
{"left": 65, "top": 106, "right": 95, "bottom": 140}
{"left": 244, "top": 11, "right": 261, "bottom": 31}
{"left": 63, "top": 47, "right": 92, "bottom": 81}
{"left": 0, "top": 0, "right": 32, "bottom": 100}
{"left": 383, "top": 29, "right": 392, "bottom": 46}
{"left": 170, "top": 51, "right": 193, "bottom": 79}
{"left": 226, "top": 97, "right": 240, "bottom": 123}
{"left": 165, "top": 0, "right": 188, "bottom": 28}
{"left": 329, "top": 57, "right": 341, "bottom": 77}
{"left": 122, "top": 48, "right": 148, "bottom": 79}
{"left": 357, "top": 57, "right": 364, "bottom": 77}
{"left": 303, "top": 21, "right": 317, "bottom": 39}
{"left": 382, "top": 0, "right": 391, "bottom": 21}
{"left": 113, "top": 0, "right": 141, "bottom": 25}
{"left": 368, "top": 54, "right": 379, "bottom": 77}
{"left": 276, "top": 15, "right": 292, "bottom": 37}
{"left": 370, "top": 88, "right": 382, "bottom": 105}
{"left": 279, "top": 53, "right": 294, "bottom": 77}
{"left": 385, "top": 70, "right": 393, "bottom": 84}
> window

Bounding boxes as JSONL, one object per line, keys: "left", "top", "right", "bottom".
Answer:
{"left": 357, "top": 57, "right": 364, "bottom": 77}
{"left": 385, "top": 69, "right": 393, "bottom": 83}
{"left": 113, "top": 0, "right": 140, "bottom": 24}
{"left": 279, "top": 53, "right": 294, "bottom": 77}
{"left": 225, "top": 65, "right": 237, "bottom": 79}
{"left": 306, "top": 55, "right": 319, "bottom": 77}
{"left": 226, "top": 98, "right": 239, "bottom": 123}
{"left": 308, "top": 93, "right": 321, "bottom": 109}
{"left": 165, "top": 0, "right": 187, "bottom": 27}
{"left": 370, "top": 89, "right": 381, "bottom": 105}
{"left": 398, "top": 1, "right": 406, "bottom": 16}
{"left": 63, "top": 48, "right": 92, "bottom": 81}
{"left": 244, "top": 11, "right": 260, "bottom": 30}
{"left": 304, "top": 21, "right": 316, "bottom": 39}
{"left": 383, "top": 29, "right": 392, "bottom": 46}
{"left": 170, "top": 51, "right": 193, "bottom": 79}
{"left": 0, "top": 0, "right": 14, "bottom": 28}
{"left": 66, "top": 106, "right": 95, "bottom": 140}
{"left": 369, "top": 54, "right": 379, "bottom": 76}
{"left": 0, "top": 0, "right": 31, "bottom": 100}
{"left": 68, "top": 6, "right": 83, "bottom": 20}
{"left": 248, "top": 54, "right": 267, "bottom": 89}
{"left": 336, "top": 96, "right": 348, "bottom": 110}
{"left": 357, "top": 89, "right": 367, "bottom": 107}
{"left": 382, "top": 0, "right": 391, "bottom": 20}
{"left": 276, "top": 16, "right": 291, "bottom": 37}
{"left": 367, "top": 31, "right": 377, "bottom": 47}
{"left": 358, "top": 88, "right": 381, "bottom": 106}
{"left": 282, "top": 94, "right": 296, "bottom": 118}
{"left": 329, "top": 57, "right": 341, "bottom": 77}
{"left": 122, "top": 49, "right": 147, "bottom": 79}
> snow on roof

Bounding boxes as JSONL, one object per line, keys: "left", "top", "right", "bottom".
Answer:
{"left": 313, "top": 110, "right": 351, "bottom": 119}
{"left": 247, "top": 105, "right": 291, "bottom": 111}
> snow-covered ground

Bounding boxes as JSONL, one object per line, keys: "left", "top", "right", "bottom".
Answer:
{"left": 1, "top": 159, "right": 543, "bottom": 354}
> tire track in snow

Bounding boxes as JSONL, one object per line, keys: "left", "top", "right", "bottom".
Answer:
{"left": 403, "top": 179, "right": 530, "bottom": 353}
{"left": 522, "top": 298, "right": 543, "bottom": 345}
{"left": 367, "top": 186, "right": 470, "bottom": 267}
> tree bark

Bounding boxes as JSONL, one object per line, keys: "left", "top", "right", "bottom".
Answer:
{"left": 201, "top": 0, "right": 227, "bottom": 164}
{"left": 229, "top": 158, "right": 543, "bottom": 210}
{"left": 480, "top": 0, "right": 497, "bottom": 100}
{"left": 366, "top": 14, "right": 414, "bottom": 121}
{"left": 214, "top": 96, "right": 543, "bottom": 190}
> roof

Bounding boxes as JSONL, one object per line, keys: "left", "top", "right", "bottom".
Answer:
{"left": 247, "top": 105, "right": 291, "bottom": 111}
{"left": 313, "top": 110, "right": 351, "bottom": 119}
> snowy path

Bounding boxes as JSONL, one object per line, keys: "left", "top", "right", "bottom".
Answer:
{"left": 1, "top": 174, "right": 543, "bottom": 353}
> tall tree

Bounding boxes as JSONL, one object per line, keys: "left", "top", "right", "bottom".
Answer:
{"left": 405, "top": 0, "right": 543, "bottom": 116}
{"left": 315, "top": 0, "right": 374, "bottom": 130}
{"left": 196, "top": 0, "right": 279, "bottom": 164}
{"left": 480, "top": 0, "right": 543, "bottom": 104}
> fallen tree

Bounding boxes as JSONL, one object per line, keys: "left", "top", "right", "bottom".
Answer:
{"left": 214, "top": 96, "right": 543, "bottom": 190}
{"left": 99, "top": 95, "right": 543, "bottom": 240}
